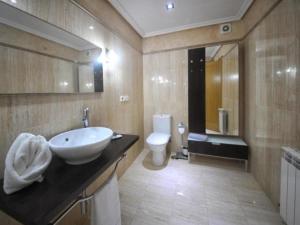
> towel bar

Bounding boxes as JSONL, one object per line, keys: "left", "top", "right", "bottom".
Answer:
{"left": 49, "top": 153, "right": 127, "bottom": 225}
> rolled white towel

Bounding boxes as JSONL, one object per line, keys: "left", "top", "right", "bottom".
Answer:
{"left": 91, "top": 174, "right": 121, "bottom": 225}
{"left": 188, "top": 132, "right": 208, "bottom": 142}
{"left": 3, "top": 133, "right": 52, "bottom": 194}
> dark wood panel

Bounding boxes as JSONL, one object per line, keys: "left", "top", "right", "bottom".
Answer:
{"left": 94, "top": 62, "right": 103, "bottom": 92}
{"left": 188, "top": 48, "right": 206, "bottom": 133}
{"left": 188, "top": 140, "right": 248, "bottom": 160}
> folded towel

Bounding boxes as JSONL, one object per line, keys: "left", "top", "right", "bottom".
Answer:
{"left": 91, "top": 174, "right": 121, "bottom": 225}
{"left": 188, "top": 132, "right": 208, "bottom": 142}
{"left": 3, "top": 133, "right": 52, "bottom": 194}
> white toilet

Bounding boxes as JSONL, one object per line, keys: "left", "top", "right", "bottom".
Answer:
{"left": 146, "top": 114, "right": 171, "bottom": 166}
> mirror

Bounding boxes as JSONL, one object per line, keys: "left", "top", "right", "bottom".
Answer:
{"left": 205, "top": 43, "right": 239, "bottom": 136}
{"left": 0, "top": 1, "right": 103, "bottom": 94}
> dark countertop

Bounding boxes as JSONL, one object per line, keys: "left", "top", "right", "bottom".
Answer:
{"left": 0, "top": 134, "right": 139, "bottom": 225}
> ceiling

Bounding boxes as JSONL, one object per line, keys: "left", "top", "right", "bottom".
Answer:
{"left": 109, "top": 0, "right": 253, "bottom": 37}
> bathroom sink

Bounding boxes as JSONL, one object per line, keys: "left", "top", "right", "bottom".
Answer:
{"left": 49, "top": 127, "right": 113, "bottom": 165}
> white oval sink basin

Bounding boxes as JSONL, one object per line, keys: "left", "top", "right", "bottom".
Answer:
{"left": 49, "top": 127, "right": 113, "bottom": 165}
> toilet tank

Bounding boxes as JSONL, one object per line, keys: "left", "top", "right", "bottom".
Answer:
{"left": 153, "top": 114, "right": 171, "bottom": 135}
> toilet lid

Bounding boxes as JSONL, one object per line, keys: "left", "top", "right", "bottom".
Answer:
{"left": 147, "top": 133, "right": 170, "bottom": 145}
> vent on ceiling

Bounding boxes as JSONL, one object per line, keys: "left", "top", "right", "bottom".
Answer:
{"left": 220, "top": 23, "right": 232, "bottom": 34}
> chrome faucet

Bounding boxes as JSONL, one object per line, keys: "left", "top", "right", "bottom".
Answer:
{"left": 82, "top": 108, "right": 89, "bottom": 128}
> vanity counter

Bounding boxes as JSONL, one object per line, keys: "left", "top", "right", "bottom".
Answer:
{"left": 0, "top": 134, "right": 139, "bottom": 225}
{"left": 188, "top": 134, "right": 248, "bottom": 170}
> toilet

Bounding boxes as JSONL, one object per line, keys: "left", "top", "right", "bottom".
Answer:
{"left": 146, "top": 114, "right": 171, "bottom": 166}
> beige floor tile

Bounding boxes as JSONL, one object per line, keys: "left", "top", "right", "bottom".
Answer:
{"left": 119, "top": 149, "right": 282, "bottom": 225}
{"left": 242, "top": 206, "right": 283, "bottom": 225}
{"left": 121, "top": 213, "right": 134, "bottom": 225}
{"left": 131, "top": 209, "right": 170, "bottom": 225}
{"left": 120, "top": 192, "right": 143, "bottom": 209}
{"left": 172, "top": 198, "right": 208, "bottom": 222}
{"left": 169, "top": 215, "right": 209, "bottom": 225}
{"left": 236, "top": 189, "right": 276, "bottom": 211}
{"left": 207, "top": 200, "right": 246, "bottom": 225}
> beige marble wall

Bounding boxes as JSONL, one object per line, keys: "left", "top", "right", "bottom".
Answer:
{"left": 73, "top": 0, "right": 142, "bottom": 52}
{"left": 0, "top": 23, "right": 79, "bottom": 61}
{"left": 143, "top": 22, "right": 244, "bottom": 54}
{"left": 0, "top": 45, "right": 77, "bottom": 94}
{"left": 143, "top": 49, "right": 188, "bottom": 152}
{"left": 243, "top": 0, "right": 300, "bottom": 206}
{"left": 0, "top": 0, "right": 143, "bottom": 177}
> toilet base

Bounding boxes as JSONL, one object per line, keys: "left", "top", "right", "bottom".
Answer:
{"left": 152, "top": 150, "right": 166, "bottom": 166}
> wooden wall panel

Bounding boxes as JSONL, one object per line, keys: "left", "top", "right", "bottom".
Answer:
{"left": 205, "top": 60, "right": 222, "bottom": 132}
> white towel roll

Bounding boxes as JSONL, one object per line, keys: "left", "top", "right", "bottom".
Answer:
{"left": 91, "top": 174, "right": 121, "bottom": 225}
{"left": 188, "top": 132, "right": 208, "bottom": 142}
{"left": 3, "top": 133, "right": 52, "bottom": 194}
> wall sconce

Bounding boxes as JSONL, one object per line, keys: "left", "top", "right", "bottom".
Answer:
{"left": 96, "top": 48, "right": 105, "bottom": 64}
{"left": 107, "top": 49, "right": 118, "bottom": 63}
{"left": 96, "top": 48, "right": 118, "bottom": 65}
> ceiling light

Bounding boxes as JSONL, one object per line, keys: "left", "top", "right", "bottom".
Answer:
{"left": 166, "top": 2, "right": 175, "bottom": 10}
{"left": 10, "top": 0, "right": 17, "bottom": 3}
{"left": 89, "top": 26, "right": 94, "bottom": 30}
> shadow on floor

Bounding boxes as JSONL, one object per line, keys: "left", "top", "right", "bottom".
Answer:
{"left": 142, "top": 150, "right": 172, "bottom": 170}
{"left": 189, "top": 154, "right": 246, "bottom": 171}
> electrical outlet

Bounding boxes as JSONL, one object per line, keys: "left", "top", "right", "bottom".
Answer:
{"left": 120, "top": 95, "right": 130, "bottom": 102}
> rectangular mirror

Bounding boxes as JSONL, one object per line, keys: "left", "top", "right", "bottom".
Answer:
{"left": 205, "top": 43, "right": 239, "bottom": 136}
{"left": 0, "top": 1, "right": 103, "bottom": 94}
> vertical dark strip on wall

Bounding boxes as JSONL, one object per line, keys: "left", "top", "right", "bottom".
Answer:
{"left": 94, "top": 63, "right": 103, "bottom": 92}
{"left": 188, "top": 48, "right": 206, "bottom": 134}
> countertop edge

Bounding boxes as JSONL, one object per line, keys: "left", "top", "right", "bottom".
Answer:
{"left": 0, "top": 134, "right": 139, "bottom": 225}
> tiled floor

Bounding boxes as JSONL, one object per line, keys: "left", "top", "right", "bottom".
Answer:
{"left": 118, "top": 149, "right": 283, "bottom": 225}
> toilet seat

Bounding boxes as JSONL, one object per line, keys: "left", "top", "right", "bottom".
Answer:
{"left": 146, "top": 132, "right": 170, "bottom": 146}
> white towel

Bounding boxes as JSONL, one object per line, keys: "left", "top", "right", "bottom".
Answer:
{"left": 3, "top": 133, "right": 52, "bottom": 194}
{"left": 188, "top": 132, "right": 208, "bottom": 142}
{"left": 91, "top": 174, "right": 121, "bottom": 225}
